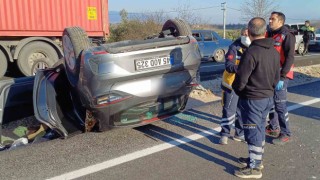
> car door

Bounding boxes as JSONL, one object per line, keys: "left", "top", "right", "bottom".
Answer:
{"left": 201, "top": 31, "right": 218, "bottom": 58}
{"left": 192, "top": 32, "right": 205, "bottom": 57}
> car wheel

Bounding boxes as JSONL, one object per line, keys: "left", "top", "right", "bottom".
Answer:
{"left": 62, "top": 27, "right": 91, "bottom": 87}
{"left": 213, "top": 49, "right": 225, "bottom": 62}
{"left": 17, "top": 41, "right": 58, "bottom": 76}
{"left": 0, "top": 50, "right": 8, "bottom": 78}
{"left": 162, "top": 19, "right": 192, "bottom": 37}
{"left": 298, "top": 42, "right": 305, "bottom": 55}
{"left": 31, "top": 58, "right": 51, "bottom": 75}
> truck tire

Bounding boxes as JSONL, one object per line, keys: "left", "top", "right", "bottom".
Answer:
{"left": 162, "top": 19, "right": 192, "bottom": 37}
{"left": 17, "top": 41, "right": 58, "bottom": 76}
{"left": 0, "top": 50, "right": 8, "bottom": 78}
{"left": 62, "top": 27, "right": 91, "bottom": 87}
{"left": 213, "top": 49, "right": 225, "bottom": 62}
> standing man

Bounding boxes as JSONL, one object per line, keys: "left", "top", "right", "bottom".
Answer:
{"left": 266, "top": 12, "right": 295, "bottom": 145}
{"left": 219, "top": 28, "right": 250, "bottom": 145}
{"left": 233, "top": 17, "right": 280, "bottom": 179}
{"left": 300, "top": 20, "right": 316, "bottom": 55}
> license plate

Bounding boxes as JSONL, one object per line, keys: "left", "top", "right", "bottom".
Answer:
{"left": 135, "top": 55, "right": 171, "bottom": 71}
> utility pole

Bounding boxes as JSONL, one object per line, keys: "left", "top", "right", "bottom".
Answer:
{"left": 221, "top": 2, "right": 226, "bottom": 39}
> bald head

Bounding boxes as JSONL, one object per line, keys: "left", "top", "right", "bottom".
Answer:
{"left": 248, "top": 17, "right": 267, "bottom": 38}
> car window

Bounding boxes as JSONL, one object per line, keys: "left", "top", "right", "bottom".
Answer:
{"left": 202, "top": 32, "right": 212, "bottom": 41}
{"left": 298, "top": 24, "right": 305, "bottom": 29}
{"left": 192, "top": 33, "right": 202, "bottom": 41}
{"left": 290, "top": 25, "right": 298, "bottom": 31}
{"left": 211, "top": 32, "right": 218, "bottom": 41}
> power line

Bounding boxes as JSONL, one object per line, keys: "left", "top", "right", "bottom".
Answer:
{"left": 108, "top": 6, "right": 320, "bottom": 22}
{"left": 108, "top": 5, "right": 221, "bottom": 16}
{"left": 228, "top": 6, "right": 241, "bottom": 11}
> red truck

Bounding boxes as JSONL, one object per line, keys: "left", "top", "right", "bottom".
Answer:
{"left": 0, "top": 0, "right": 109, "bottom": 77}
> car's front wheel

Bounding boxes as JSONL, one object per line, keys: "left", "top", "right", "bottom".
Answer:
{"left": 162, "top": 19, "right": 192, "bottom": 37}
{"left": 213, "top": 49, "right": 225, "bottom": 62}
{"left": 298, "top": 42, "right": 305, "bottom": 55}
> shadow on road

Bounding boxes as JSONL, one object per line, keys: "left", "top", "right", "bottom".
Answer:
{"left": 135, "top": 109, "right": 239, "bottom": 175}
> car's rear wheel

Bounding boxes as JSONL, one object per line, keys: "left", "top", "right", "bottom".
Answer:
{"left": 162, "top": 19, "right": 192, "bottom": 36}
{"left": 213, "top": 49, "right": 225, "bottom": 62}
{"left": 62, "top": 26, "right": 91, "bottom": 87}
{"left": 298, "top": 41, "right": 305, "bottom": 55}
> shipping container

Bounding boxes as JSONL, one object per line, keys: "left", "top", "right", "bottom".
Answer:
{"left": 0, "top": 0, "right": 109, "bottom": 77}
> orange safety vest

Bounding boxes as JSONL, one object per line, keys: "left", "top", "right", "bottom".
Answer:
{"left": 267, "top": 32, "right": 294, "bottom": 79}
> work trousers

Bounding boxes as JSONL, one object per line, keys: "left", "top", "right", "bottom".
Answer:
{"left": 303, "top": 38, "right": 310, "bottom": 54}
{"left": 268, "top": 78, "right": 291, "bottom": 136}
{"left": 238, "top": 97, "right": 273, "bottom": 168}
{"left": 220, "top": 90, "right": 243, "bottom": 137}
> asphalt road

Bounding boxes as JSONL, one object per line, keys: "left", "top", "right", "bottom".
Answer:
{"left": 0, "top": 79, "right": 319, "bottom": 179}
{"left": 199, "top": 52, "right": 320, "bottom": 81}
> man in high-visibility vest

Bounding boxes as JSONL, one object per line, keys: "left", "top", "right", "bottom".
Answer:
{"left": 219, "top": 28, "right": 250, "bottom": 145}
{"left": 266, "top": 11, "right": 295, "bottom": 145}
{"left": 300, "top": 20, "right": 316, "bottom": 55}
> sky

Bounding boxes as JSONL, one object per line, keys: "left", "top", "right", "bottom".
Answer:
{"left": 109, "top": 0, "right": 320, "bottom": 24}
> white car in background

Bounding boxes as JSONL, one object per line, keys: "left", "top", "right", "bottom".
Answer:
{"left": 285, "top": 23, "right": 305, "bottom": 54}
{"left": 309, "top": 29, "right": 320, "bottom": 50}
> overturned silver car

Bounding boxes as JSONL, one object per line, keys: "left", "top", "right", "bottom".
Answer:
{"left": 0, "top": 19, "right": 201, "bottom": 140}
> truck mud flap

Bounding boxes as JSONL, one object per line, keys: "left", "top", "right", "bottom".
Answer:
{"left": 33, "top": 65, "right": 86, "bottom": 138}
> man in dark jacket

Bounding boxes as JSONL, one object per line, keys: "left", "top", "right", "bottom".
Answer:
{"left": 233, "top": 17, "right": 280, "bottom": 179}
{"left": 266, "top": 11, "right": 295, "bottom": 145}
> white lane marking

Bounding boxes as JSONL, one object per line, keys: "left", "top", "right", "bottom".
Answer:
{"left": 47, "top": 127, "right": 222, "bottom": 180}
{"left": 48, "top": 98, "right": 320, "bottom": 180}
{"left": 287, "top": 98, "right": 320, "bottom": 111}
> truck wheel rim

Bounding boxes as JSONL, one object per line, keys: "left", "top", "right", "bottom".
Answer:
{"left": 28, "top": 52, "right": 46, "bottom": 66}
{"left": 63, "top": 35, "right": 76, "bottom": 70}
{"left": 32, "top": 61, "right": 49, "bottom": 75}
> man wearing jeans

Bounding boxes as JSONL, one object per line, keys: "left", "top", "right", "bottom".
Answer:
{"left": 233, "top": 17, "right": 280, "bottom": 179}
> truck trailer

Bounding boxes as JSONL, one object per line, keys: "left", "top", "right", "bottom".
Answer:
{"left": 0, "top": 0, "right": 109, "bottom": 77}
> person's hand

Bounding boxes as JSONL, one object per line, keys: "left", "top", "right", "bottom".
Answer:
{"left": 275, "top": 80, "right": 284, "bottom": 90}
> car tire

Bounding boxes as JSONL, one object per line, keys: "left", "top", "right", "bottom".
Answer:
{"left": 213, "top": 49, "right": 225, "bottom": 62}
{"left": 162, "top": 19, "right": 192, "bottom": 37}
{"left": 62, "top": 27, "right": 91, "bottom": 87}
{"left": 0, "top": 50, "right": 8, "bottom": 78}
{"left": 17, "top": 41, "right": 58, "bottom": 76}
{"left": 298, "top": 41, "right": 305, "bottom": 55}
{"left": 31, "top": 58, "right": 51, "bottom": 75}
